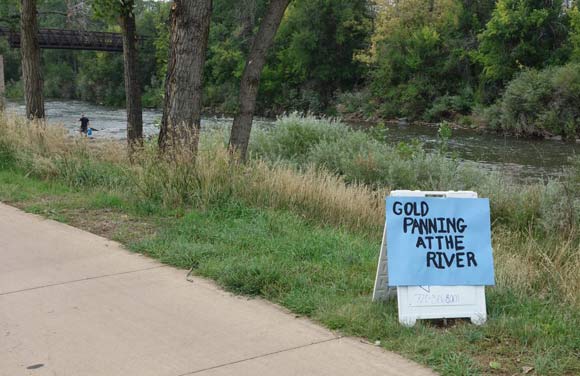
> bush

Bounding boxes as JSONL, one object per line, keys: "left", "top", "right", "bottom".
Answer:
{"left": 251, "top": 114, "right": 351, "bottom": 165}
{"left": 335, "top": 90, "right": 377, "bottom": 119}
{"left": 491, "top": 63, "right": 580, "bottom": 139}
{"left": 424, "top": 87, "right": 475, "bottom": 122}
{"left": 204, "top": 81, "right": 240, "bottom": 115}
{"left": 251, "top": 114, "right": 481, "bottom": 190}
{"left": 142, "top": 85, "right": 164, "bottom": 108}
{"left": 475, "top": 102, "right": 502, "bottom": 130}
{"left": 5, "top": 80, "right": 24, "bottom": 100}
{"left": 44, "top": 59, "right": 76, "bottom": 99}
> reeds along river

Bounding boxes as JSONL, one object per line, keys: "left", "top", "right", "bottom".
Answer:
{"left": 6, "top": 99, "right": 580, "bottom": 182}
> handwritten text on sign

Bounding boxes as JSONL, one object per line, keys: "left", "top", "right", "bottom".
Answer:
{"left": 386, "top": 197, "right": 495, "bottom": 286}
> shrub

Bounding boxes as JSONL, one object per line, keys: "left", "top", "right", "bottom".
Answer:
{"left": 476, "top": 102, "right": 502, "bottom": 130}
{"left": 251, "top": 114, "right": 351, "bottom": 164}
{"left": 142, "top": 85, "right": 164, "bottom": 108}
{"left": 499, "top": 69, "right": 552, "bottom": 136}
{"left": 251, "top": 114, "right": 483, "bottom": 190}
{"left": 492, "top": 63, "right": 580, "bottom": 139}
{"left": 424, "top": 88, "right": 475, "bottom": 122}
{"left": 5, "top": 80, "right": 24, "bottom": 100}
{"left": 336, "top": 90, "right": 377, "bottom": 119}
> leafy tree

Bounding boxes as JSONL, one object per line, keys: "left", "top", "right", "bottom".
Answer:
{"left": 201, "top": 0, "right": 261, "bottom": 113}
{"left": 476, "top": 0, "right": 569, "bottom": 90}
{"left": 0, "top": 39, "right": 21, "bottom": 85}
{"left": 262, "top": 0, "right": 373, "bottom": 113}
{"left": 0, "top": 0, "right": 19, "bottom": 28}
{"left": 366, "top": 0, "right": 469, "bottom": 119}
{"left": 567, "top": 4, "right": 580, "bottom": 61}
{"left": 75, "top": 51, "right": 125, "bottom": 105}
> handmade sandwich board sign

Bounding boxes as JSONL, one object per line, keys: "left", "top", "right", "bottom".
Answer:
{"left": 372, "top": 190, "right": 494, "bottom": 327}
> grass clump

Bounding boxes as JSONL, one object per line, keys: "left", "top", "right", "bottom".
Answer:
{"left": 0, "top": 111, "right": 578, "bottom": 375}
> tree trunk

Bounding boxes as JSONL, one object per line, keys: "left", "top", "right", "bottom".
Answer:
{"left": 120, "top": 8, "right": 143, "bottom": 150}
{"left": 238, "top": 0, "right": 256, "bottom": 49}
{"left": 20, "top": 0, "right": 44, "bottom": 119}
{"left": 228, "top": 0, "right": 290, "bottom": 161}
{"left": 158, "top": 0, "right": 212, "bottom": 156}
{"left": 0, "top": 55, "right": 5, "bottom": 112}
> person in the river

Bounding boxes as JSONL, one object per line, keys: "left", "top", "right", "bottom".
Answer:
{"left": 79, "top": 113, "right": 90, "bottom": 135}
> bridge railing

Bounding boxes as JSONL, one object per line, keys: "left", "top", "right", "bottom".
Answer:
{"left": 0, "top": 27, "right": 130, "bottom": 52}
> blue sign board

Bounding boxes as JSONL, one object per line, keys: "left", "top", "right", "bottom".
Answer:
{"left": 386, "top": 197, "right": 495, "bottom": 286}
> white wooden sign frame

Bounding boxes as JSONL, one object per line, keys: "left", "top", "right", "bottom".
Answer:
{"left": 372, "top": 190, "right": 487, "bottom": 327}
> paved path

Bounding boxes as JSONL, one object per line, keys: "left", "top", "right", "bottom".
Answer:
{"left": 0, "top": 203, "right": 435, "bottom": 376}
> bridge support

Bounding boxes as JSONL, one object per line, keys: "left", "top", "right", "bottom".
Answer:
{"left": 0, "top": 55, "right": 4, "bottom": 112}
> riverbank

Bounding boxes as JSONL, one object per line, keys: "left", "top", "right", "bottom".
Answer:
{"left": 5, "top": 100, "right": 580, "bottom": 181}
{"left": 342, "top": 113, "right": 580, "bottom": 143}
{"left": 0, "top": 112, "right": 578, "bottom": 375}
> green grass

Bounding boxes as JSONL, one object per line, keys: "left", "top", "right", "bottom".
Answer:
{"left": 0, "top": 165, "right": 578, "bottom": 376}
{"left": 0, "top": 112, "right": 578, "bottom": 375}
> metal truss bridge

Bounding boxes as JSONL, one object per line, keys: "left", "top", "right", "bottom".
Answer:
{"left": 0, "top": 27, "right": 125, "bottom": 52}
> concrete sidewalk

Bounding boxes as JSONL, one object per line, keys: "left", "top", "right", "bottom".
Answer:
{"left": 0, "top": 203, "right": 435, "bottom": 376}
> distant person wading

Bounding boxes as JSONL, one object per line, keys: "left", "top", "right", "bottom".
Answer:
{"left": 79, "top": 113, "right": 90, "bottom": 135}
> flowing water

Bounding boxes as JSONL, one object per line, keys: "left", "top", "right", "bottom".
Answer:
{"left": 6, "top": 100, "right": 579, "bottom": 181}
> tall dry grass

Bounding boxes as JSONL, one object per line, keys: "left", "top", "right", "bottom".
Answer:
{"left": 494, "top": 228, "right": 579, "bottom": 306}
{"left": 0, "top": 111, "right": 578, "bottom": 305}
{"left": 130, "top": 136, "right": 386, "bottom": 234}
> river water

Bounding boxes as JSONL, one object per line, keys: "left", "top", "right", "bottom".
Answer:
{"left": 6, "top": 100, "right": 579, "bottom": 181}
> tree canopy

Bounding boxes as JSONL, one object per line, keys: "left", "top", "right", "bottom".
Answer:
{"left": 2, "top": 0, "right": 580, "bottom": 137}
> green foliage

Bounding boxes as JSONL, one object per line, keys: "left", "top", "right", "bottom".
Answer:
{"left": 335, "top": 90, "right": 376, "bottom": 118}
{"left": 196, "top": 0, "right": 373, "bottom": 114}
{"left": 437, "top": 120, "right": 452, "bottom": 152}
{"left": 43, "top": 51, "right": 76, "bottom": 99}
{"left": 491, "top": 63, "right": 580, "bottom": 139}
{"left": 0, "top": 0, "right": 166, "bottom": 107}
{"left": 569, "top": 6, "right": 580, "bottom": 61}
{"left": 0, "top": 39, "right": 20, "bottom": 83}
{"left": 251, "top": 114, "right": 477, "bottom": 190}
{"left": 251, "top": 114, "right": 351, "bottom": 164}
{"left": 5, "top": 80, "right": 23, "bottom": 100}
{"left": 363, "top": 0, "right": 491, "bottom": 120}
{"left": 476, "top": 0, "right": 569, "bottom": 89}
{"left": 424, "top": 88, "right": 475, "bottom": 122}
{"left": 152, "top": 2, "right": 170, "bottom": 82}
{"left": 261, "top": 0, "right": 373, "bottom": 112}
{"left": 92, "top": 0, "right": 135, "bottom": 21}
{"left": 76, "top": 51, "right": 126, "bottom": 105}
{"left": 5, "top": 0, "right": 580, "bottom": 136}
{"left": 367, "top": 121, "right": 388, "bottom": 142}
{"left": 203, "top": 22, "right": 246, "bottom": 112}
